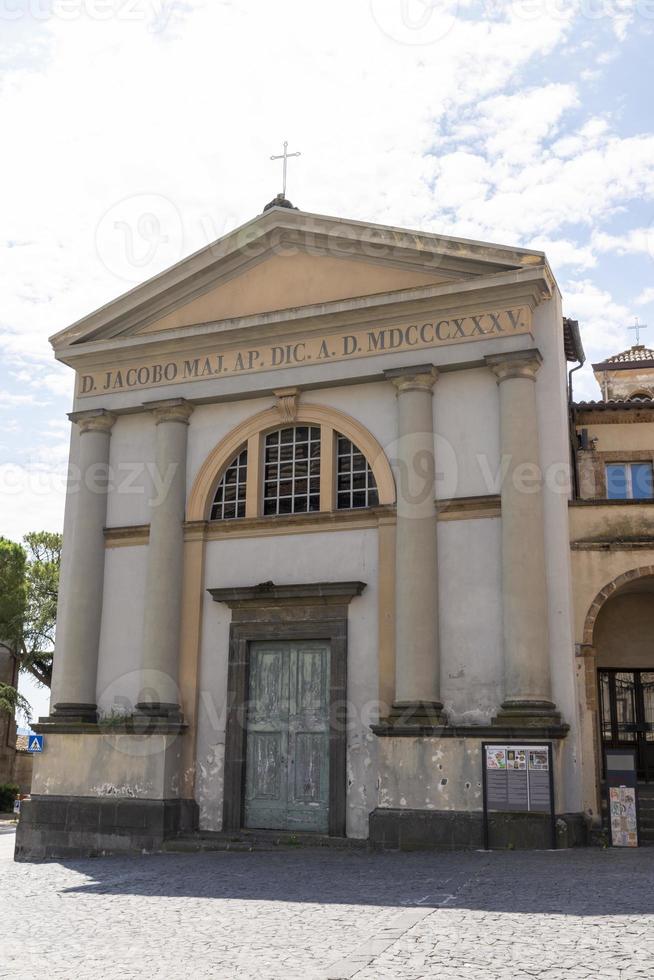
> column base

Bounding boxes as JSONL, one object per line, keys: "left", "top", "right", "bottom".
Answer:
{"left": 51, "top": 703, "right": 98, "bottom": 724}
{"left": 135, "top": 701, "right": 184, "bottom": 722}
{"left": 384, "top": 701, "right": 447, "bottom": 728}
{"left": 492, "top": 700, "right": 564, "bottom": 729}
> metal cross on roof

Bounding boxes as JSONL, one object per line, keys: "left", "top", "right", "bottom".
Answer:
{"left": 270, "top": 141, "right": 301, "bottom": 198}
{"left": 628, "top": 317, "right": 648, "bottom": 346}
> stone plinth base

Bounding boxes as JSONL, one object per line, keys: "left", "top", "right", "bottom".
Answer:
{"left": 14, "top": 795, "right": 198, "bottom": 861}
{"left": 492, "top": 701, "right": 566, "bottom": 730}
{"left": 381, "top": 701, "right": 447, "bottom": 728}
{"left": 369, "top": 808, "right": 587, "bottom": 851}
{"left": 15, "top": 728, "right": 194, "bottom": 860}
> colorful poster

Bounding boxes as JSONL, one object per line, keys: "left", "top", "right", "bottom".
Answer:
{"left": 609, "top": 786, "right": 638, "bottom": 847}
{"left": 486, "top": 747, "right": 506, "bottom": 770}
{"left": 529, "top": 749, "right": 549, "bottom": 771}
{"left": 506, "top": 749, "right": 527, "bottom": 770}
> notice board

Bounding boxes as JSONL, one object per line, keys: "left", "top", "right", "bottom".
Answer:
{"left": 482, "top": 742, "right": 555, "bottom": 849}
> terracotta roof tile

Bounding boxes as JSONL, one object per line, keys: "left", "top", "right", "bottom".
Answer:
{"left": 595, "top": 345, "right": 654, "bottom": 366}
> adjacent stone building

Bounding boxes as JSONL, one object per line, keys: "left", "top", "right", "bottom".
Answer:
{"left": 571, "top": 344, "right": 654, "bottom": 826}
{"left": 17, "top": 205, "right": 588, "bottom": 858}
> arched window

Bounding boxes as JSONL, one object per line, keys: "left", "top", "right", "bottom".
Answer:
{"left": 263, "top": 426, "right": 321, "bottom": 515}
{"left": 210, "top": 446, "right": 248, "bottom": 520}
{"left": 628, "top": 390, "right": 653, "bottom": 401}
{"left": 195, "top": 405, "right": 396, "bottom": 523}
{"left": 336, "top": 434, "right": 379, "bottom": 509}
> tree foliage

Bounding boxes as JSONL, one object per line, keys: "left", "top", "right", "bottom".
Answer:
{"left": 0, "top": 532, "right": 61, "bottom": 709}
{"left": 0, "top": 682, "right": 32, "bottom": 721}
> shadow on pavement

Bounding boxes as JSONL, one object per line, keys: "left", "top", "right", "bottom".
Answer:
{"left": 53, "top": 847, "right": 654, "bottom": 915}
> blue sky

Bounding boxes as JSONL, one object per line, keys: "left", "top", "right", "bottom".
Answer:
{"left": 2, "top": 1, "right": 654, "bottom": 717}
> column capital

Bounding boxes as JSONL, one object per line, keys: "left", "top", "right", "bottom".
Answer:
{"left": 68, "top": 408, "right": 117, "bottom": 434}
{"left": 384, "top": 364, "right": 438, "bottom": 394}
{"left": 144, "top": 397, "right": 194, "bottom": 425}
{"left": 485, "top": 348, "right": 542, "bottom": 383}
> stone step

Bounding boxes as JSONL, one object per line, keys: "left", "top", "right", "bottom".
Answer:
{"left": 163, "top": 829, "right": 369, "bottom": 854}
{"left": 163, "top": 838, "right": 274, "bottom": 853}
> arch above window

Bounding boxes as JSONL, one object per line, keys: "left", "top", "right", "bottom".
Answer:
{"left": 192, "top": 403, "right": 395, "bottom": 522}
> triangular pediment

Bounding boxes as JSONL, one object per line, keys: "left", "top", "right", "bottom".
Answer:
{"left": 51, "top": 208, "right": 551, "bottom": 353}
{"left": 134, "top": 250, "right": 454, "bottom": 336}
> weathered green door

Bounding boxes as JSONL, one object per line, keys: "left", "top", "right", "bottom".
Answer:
{"left": 245, "top": 640, "right": 330, "bottom": 833}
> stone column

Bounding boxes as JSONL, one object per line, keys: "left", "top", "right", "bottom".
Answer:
{"left": 137, "top": 398, "right": 193, "bottom": 718}
{"left": 53, "top": 408, "right": 116, "bottom": 722}
{"left": 384, "top": 365, "right": 445, "bottom": 725}
{"left": 485, "top": 350, "right": 561, "bottom": 727}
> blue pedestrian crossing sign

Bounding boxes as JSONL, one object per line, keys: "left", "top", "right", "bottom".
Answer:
{"left": 27, "top": 735, "right": 44, "bottom": 753}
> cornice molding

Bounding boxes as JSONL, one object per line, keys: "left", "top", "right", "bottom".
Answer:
{"left": 53, "top": 266, "right": 550, "bottom": 365}
{"left": 208, "top": 580, "right": 366, "bottom": 607}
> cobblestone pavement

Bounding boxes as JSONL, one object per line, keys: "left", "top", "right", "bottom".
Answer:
{"left": 1, "top": 828, "right": 653, "bottom": 980}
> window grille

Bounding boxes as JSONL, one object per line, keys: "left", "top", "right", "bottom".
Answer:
{"left": 211, "top": 447, "right": 248, "bottom": 519}
{"left": 336, "top": 434, "right": 379, "bottom": 509}
{"left": 263, "top": 426, "right": 321, "bottom": 515}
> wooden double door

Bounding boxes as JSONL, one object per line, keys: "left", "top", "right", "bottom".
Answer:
{"left": 244, "top": 640, "right": 330, "bottom": 833}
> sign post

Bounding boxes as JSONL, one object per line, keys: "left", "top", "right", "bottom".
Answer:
{"left": 482, "top": 742, "right": 555, "bottom": 849}
{"left": 605, "top": 748, "right": 639, "bottom": 847}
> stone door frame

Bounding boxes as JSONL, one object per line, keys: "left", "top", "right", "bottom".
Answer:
{"left": 208, "top": 581, "right": 365, "bottom": 837}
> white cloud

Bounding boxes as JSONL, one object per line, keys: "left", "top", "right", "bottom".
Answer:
{"left": 636, "top": 287, "right": 654, "bottom": 305}
{"left": 0, "top": 461, "right": 67, "bottom": 541}
{"left": 563, "top": 278, "right": 633, "bottom": 399}
{"left": 592, "top": 227, "right": 654, "bottom": 256}
{"left": 450, "top": 84, "right": 579, "bottom": 166}
{"left": 527, "top": 238, "right": 596, "bottom": 271}
{"left": 0, "top": 392, "right": 45, "bottom": 406}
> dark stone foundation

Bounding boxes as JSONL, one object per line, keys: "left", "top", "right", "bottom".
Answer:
{"left": 369, "top": 808, "right": 587, "bottom": 851}
{"left": 14, "top": 795, "right": 198, "bottom": 861}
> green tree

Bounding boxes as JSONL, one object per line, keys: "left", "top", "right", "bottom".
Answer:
{"left": 0, "top": 531, "right": 61, "bottom": 717}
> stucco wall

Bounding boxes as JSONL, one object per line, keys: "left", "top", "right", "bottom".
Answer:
{"left": 106, "top": 413, "right": 156, "bottom": 527}
{"left": 437, "top": 517, "right": 503, "bottom": 723}
{"left": 31, "top": 732, "right": 183, "bottom": 800}
{"left": 96, "top": 545, "right": 148, "bottom": 714}
{"left": 582, "top": 420, "right": 654, "bottom": 453}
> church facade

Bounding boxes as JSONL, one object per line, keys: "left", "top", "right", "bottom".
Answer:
{"left": 16, "top": 206, "right": 587, "bottom": 858}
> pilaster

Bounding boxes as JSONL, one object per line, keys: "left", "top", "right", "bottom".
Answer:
{"left": 485, "top": 349, "right": 563, "bottom": 728}
{"left": 382, "top": 364, "right": 445, "bottom": 726}
{"left": 137, "top": 398, "right": 194, "bottom": 718}
{"left": 51, "top": 408, "right": 116, "bottom": 723}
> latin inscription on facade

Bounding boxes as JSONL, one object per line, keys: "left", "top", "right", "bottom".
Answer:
{"left": 77, "top": 306, "right": 532, "bottom": 397}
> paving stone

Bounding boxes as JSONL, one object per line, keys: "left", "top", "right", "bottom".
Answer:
{"left": 0, "top": 832, "right": 652, "bottom": 979}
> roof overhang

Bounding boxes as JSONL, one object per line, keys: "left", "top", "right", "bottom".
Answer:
{"left": 563, "top": 317, "right": 584, "bottom": 364}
